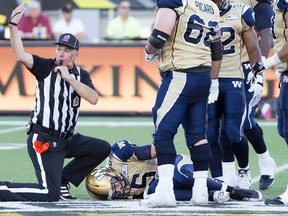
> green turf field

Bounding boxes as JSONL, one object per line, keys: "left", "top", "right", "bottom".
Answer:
{"left": 0, "top": 115, "right": 287, "bottom": 202}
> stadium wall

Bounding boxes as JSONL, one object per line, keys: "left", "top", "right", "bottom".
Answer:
{"left": 0, "top": 42, "right": 279, "bottom": 115}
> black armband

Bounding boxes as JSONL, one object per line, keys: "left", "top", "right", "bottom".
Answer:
{"left": 8, "top": 12, "right": 22, "bottom": 26}
{"left": 8, "top": 19, "right": 17, "bottom": 26}
{"left": 148, "top": 29, "right": 169, "bottom": 49}
{"left": 210, "top": 37, "right": 223, "bottom": 61}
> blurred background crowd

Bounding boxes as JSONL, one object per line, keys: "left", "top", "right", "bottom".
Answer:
{"left": 0, "top": 0, "right": 155, "bottom": 43}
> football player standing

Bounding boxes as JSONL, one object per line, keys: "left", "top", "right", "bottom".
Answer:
{"left": 220, "top": 0, "right": 276, "bottom": 191}
{"left": 207, "top": 0, "right": 266, "bottom": 189}
{"left": 143, "top": 0, "right": 222, "bottom": 207}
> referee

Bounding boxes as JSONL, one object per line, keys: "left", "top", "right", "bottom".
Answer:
{"left": 0, "top": 3, "right": 111, "bottom": 201}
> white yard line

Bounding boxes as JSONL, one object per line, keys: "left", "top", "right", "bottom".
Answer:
{"left": 0, "top": 199, "right": 287, "bottom": 214}
{"left": 0, "top": 120, "right": 277, "bottom": 127}
{"left": 0, "top": 126, "right": 25, "bottom": 134}
{"left": 0, "top": 120, "right": 285, "bottom": 182}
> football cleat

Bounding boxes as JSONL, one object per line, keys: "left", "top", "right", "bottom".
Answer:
{"left": 237, "top": 168, "right": 251, "bottom": 189}
{"left": 259, "top": 175, "right": 275, "bottom": 191}
{"left": 265, "top": 197, "right": 287, "bottom": 205}
{"left": 230, "top": 187, "right": 262, "bottom": 201}
{"left": 259, "top": 158, "right": 276, "bottom": 190}
{"left": 60, "top": 183, "right": 76, "bottom": 200}
{"left": 191, "top": 179, "right": 208, "bottom": 205}
{"left": 140, "top": 186, "right": 176, "bottom": 207}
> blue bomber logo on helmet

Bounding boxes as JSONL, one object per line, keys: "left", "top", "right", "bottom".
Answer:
{"left": 86, "top": 167, "right": 131, "bottom": 200}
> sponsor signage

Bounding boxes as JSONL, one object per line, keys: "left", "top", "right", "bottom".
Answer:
{"left": 0, "top": 44, "right": 279, "bottom": 113}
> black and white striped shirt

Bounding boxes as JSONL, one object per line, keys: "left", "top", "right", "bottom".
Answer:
{"left": 28, "top": 55, "right": 95, "bottom": 132}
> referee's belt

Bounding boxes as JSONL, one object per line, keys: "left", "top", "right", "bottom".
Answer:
{"left": 30, "top": 123, "right": 73, "bottom": 140}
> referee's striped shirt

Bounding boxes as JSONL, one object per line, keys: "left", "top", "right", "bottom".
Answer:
{"left": 28, "top": 54, "right": 95, "bottom": 132}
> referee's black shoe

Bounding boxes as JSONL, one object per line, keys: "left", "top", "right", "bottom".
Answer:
{"left": 60, "top": 183, "right": 76, "bottom": 200}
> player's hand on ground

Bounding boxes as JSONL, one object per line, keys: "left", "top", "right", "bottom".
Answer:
{"left": 208, "top": 79, "right": 219, "bottom": 104}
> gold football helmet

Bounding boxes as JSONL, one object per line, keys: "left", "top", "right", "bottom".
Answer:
{"left": 86, "top": 167, "right": 131, "bottom": 200}
{"left": 213, "top": 0, "right": 230, "bottom": 12}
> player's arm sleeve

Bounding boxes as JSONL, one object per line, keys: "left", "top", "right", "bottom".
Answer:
{"left": 276, "top": 0, "right": 288, "bottom": 10}
{"left": 254, "top": 1, "right": 273, "bottom": 31}
{"left": 131, "top": 145, "right": 153, "bottom": 160}
{"left": 210, "top": 36, "right": 223, "bottom": 61}
{"left": 156, "top": 0, "right": 183, "bottom": 9}
{"left": 242, "top": 5, "right": 256, "bottom": 30}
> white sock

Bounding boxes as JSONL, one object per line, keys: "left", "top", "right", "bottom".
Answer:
{"left": 238, "top": 165, "right": 249, "bottom": 170}
{"left": 193, "top": 171, "right": 208, "bottom": 190}
{"left": 193, "top": 170, "right": 208, "bottom": 178}
{"left": 257, "top": 150, "right": 271, "bottom": 161}
{"left": 222, "top": 161, "right": 236, "bottom": 175}
{"left": 157, "top": 164, "right": 174, "bottom": 178}
{"left": 157, "top": 164, "right": 174, "bottom": 188}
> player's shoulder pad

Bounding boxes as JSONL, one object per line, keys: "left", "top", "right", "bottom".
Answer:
{"left": 275, "top": 0, "right": 288, "bottom": 10}
{"left": 111, "top": 140, "right": 134, "bottom": 162}
{"left": 156, "top": 0, "right": 183, "bottom": 9}
{"left": 242, "top": 5, "right": 256, "bottom": 27}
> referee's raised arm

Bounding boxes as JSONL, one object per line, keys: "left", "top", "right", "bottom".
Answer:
{"left": 9, "top": 2, "right": 33, "bottom": 70}
{"left": 0, "top": 1, "right": 111, "bottom": 203}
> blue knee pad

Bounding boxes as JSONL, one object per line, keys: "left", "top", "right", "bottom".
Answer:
{"left": 254, "top": 122, "right": 263, "bottom": 135}
{"left": 189, "top": 143, "right": 212, "bottom": 162}
{"left": 154, "top": 135, "right": 177, "bottom": 165}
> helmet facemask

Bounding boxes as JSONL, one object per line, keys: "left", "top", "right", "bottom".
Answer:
{"left": 213, "top": 0, "right": 230, "bottom": 13}
{"left": 86, "top": 167, "right": 131, "bottom": 200}
{"left": 107, "top": 171, "right": 131, "bottom": 200}
{"left": 219, "top": 0, "right": 229, "bottom": 12}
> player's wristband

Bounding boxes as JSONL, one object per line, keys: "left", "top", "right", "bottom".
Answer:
{"left": 263, "top": 54, "right": 282, "bottom": 69}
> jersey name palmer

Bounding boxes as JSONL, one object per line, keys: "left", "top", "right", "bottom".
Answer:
{"left": 195, "top": 1, "right": 215, "bottom": 14}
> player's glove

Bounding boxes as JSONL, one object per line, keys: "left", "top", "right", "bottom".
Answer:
{"left": 246, "top": 70, "right": 254, "bottom": 86}
{"left": 144, "top": 49, "right": 158, "bottom": 63}
{"left": 247, "top": 61, "right": 266, "bottom": 86}
{"left": 208, "top": 79, "right": 219, "bottom": 104}
{"left": 248, "top": 75, "right": 264, "bottom": 107}
{"left": 252, "top": 61, "right": 266, "bottom": 77}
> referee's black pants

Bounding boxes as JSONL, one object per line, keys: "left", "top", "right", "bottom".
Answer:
{"left": 0, "top": 132, "right": 111, "bottom": 201}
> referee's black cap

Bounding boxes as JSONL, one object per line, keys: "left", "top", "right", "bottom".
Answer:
{"left": 61, "top": 3, "right": 73, "bottom": 13}
{"left": 54, "top": 33, "right": 79, "bottom": 50}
